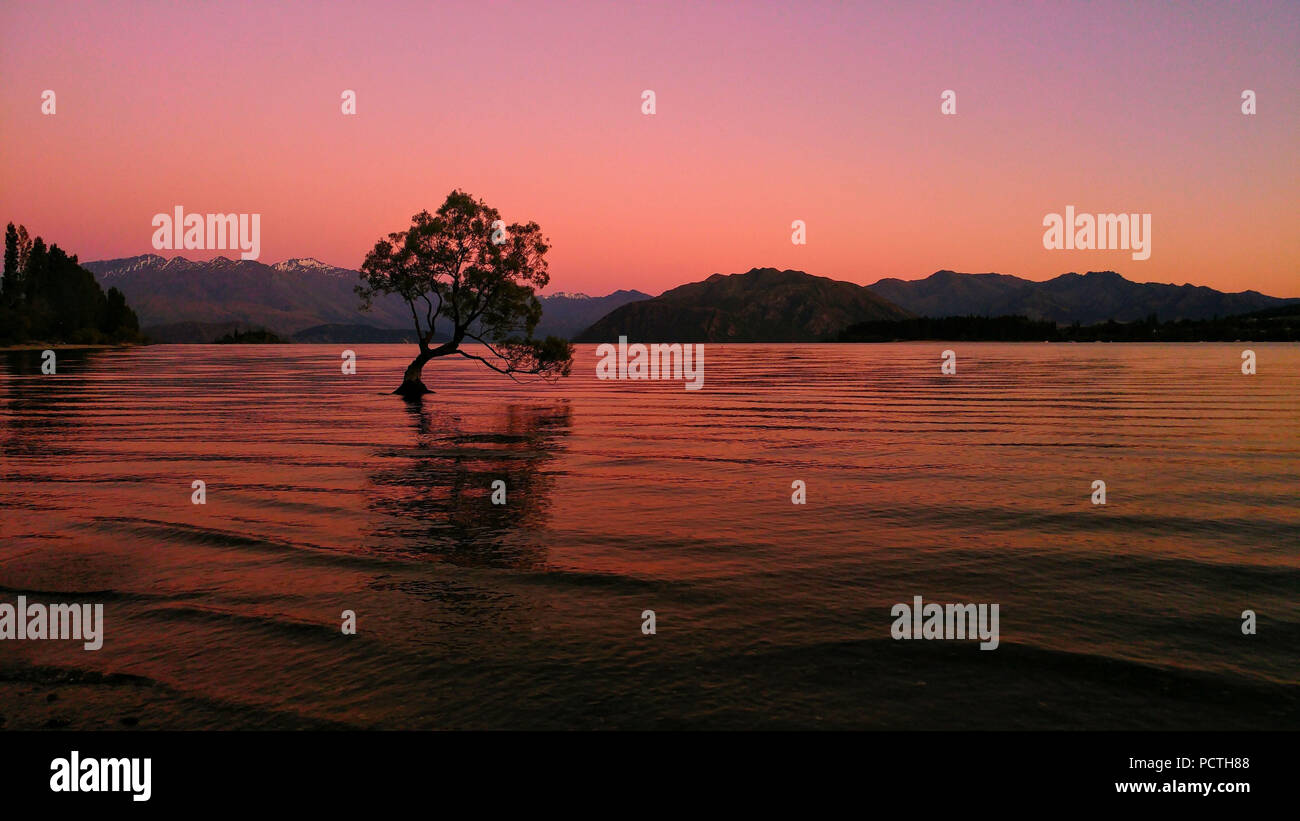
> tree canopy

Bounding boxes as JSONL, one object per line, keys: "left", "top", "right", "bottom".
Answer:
{"left": 1, "top": 222, "right": 141, "bottom": 345}
{"left": 357, "top": 191, "right": 573, "bottom": 395}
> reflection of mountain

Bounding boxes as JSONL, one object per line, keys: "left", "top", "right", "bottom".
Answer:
{"left": 867, "top": 270, "right": 1297, "bottom": 324}
{"left": 364, "top": 401, "right": 572, "bottom": 569}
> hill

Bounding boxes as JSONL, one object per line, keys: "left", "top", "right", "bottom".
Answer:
{"left": 574, "top": 268, "right": 911, "bottom": 342}
{"left": 867, "top": 270, "right": 1295, "bottom": 323}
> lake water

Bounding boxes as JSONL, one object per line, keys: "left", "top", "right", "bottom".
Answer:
{"left": 0, "top": 343, "right": 1296, "bottom": 729}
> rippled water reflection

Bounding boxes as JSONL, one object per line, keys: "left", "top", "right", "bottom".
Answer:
{"left": 0, "top": 343, "right": 1296, "bottom": 729}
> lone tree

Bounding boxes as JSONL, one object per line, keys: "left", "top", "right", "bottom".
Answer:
{"left": 357, "top": 190, "right": 573, "bottom": 396}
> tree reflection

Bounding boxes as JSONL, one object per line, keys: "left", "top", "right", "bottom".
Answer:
{"left": 364, "top": 398, "right": 572, "bottom": 569}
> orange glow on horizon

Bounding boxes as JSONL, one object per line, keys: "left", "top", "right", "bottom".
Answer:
{"left": 1, "top": 1, "right": 1296, "bottom": 298}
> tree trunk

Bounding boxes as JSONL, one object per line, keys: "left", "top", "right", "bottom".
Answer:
{"left": 394, "top": 348, "right": 435, "bottom": 396}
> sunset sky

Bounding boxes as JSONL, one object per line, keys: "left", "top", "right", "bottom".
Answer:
{"left": 1, "top": 0, "right": 1296, "bottom": 297}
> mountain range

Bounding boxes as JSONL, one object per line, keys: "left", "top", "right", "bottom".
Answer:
{"left": 867, "top": 269, "right": 1293, "bottom": 325}
{"left": 525, "top": 289, "right": 653, "bottom": 339}
{"left": 83, "top": 255, "right": 1297, "bottom": 343}
{"left": 575, "top": 268, "right": 911, "bottom": 342}
{"left": 83, "top": 255, "right": 648, "bottom": 342}
{"left": 576, "top": 267, "right": 1296, "bottom": 343}
{"left": 83, "top": 255, "right": 411, "bottom": 340}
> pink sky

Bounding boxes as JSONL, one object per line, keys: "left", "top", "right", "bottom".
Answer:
{"left": 1, "top": 0, "right": 1296, "bottom": 297}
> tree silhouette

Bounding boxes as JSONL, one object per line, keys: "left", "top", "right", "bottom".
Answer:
{"left": 357, "top": 191, "right": 573, "bottom": 396}
{"left": 2, "top": 223, "right": 18, "bottom": 303}
{"left": 0, "top": 223, "right": 140, "bottom": 345}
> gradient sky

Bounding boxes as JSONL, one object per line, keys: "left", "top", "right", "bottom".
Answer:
{"left": 1, "top": 0, "right": 1296, "bottom": 297}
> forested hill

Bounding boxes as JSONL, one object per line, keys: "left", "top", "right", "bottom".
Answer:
{"left": 0, "top": 223, "right": 142, "bottom": 346}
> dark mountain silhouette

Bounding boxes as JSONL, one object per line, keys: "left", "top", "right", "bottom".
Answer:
{"left": 868, "top": 270, "right": 1296, "bottom": 323}
{"left": 574, "top": 267, "right": 912, "bottom": 342}
{"left": 867, "top": 271, "right": 1032, "bottom": 318}
{"left": 83, "top": 254, "right": 647, "bottom": 342}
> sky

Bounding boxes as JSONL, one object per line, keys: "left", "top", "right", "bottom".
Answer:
{"left": 1, "top": 0, "right": 1296, "bottom": 297}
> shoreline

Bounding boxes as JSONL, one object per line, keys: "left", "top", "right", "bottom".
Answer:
{"left": 0, "top": 343, "right": 145, "bottom": 352}
{"left": 3, "top": 340, "right": 1296, "bottom": 350}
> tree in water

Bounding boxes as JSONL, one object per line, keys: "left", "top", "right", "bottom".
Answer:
{"left": 356, "top": 190, "right": 573, "bottom": 396}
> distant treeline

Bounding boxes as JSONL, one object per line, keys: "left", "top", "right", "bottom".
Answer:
{"left": 836, "top": 308, "right": 1300, "bottom": 342}
{"left": 1, "top": 223, "right": 142, "bottom": 345}
{"left": 214, "top": 328, "right": 286, "bottom": 344}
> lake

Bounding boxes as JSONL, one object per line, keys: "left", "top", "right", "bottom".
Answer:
{"left": 0, "top": 343, "right": 1296, "bottom": 729}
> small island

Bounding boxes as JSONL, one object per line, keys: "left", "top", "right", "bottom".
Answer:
{"left": 213, "top": 328, "right": 286, "bottom": 344}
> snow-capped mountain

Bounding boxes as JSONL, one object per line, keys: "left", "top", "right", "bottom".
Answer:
{"left": 271, "top": 258, "right": 355, "bottom": 277}
{"left": 80, "top": 254, "right": 649, "bottom": 342}
{"left": 90, "top": 253, "right": 170, "bottom": 278}
{"left": 82, "top": 254, "right": 412, "bottom": 339}
{"left": 535, "top": 288, "right": 651, "bottom": 338}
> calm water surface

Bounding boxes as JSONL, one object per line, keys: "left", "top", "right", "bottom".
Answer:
{"left": 0, "top": 343, "right": 1296, "bottom": 729}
